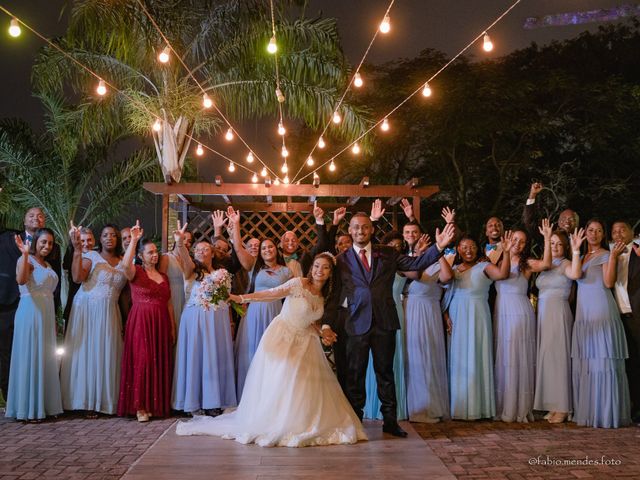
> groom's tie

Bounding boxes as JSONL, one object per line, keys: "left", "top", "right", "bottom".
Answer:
{"left": 359, "top": 249, "right": 371, "bottom": 272}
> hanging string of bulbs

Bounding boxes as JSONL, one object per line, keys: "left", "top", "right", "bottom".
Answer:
{"left": 293, "top": 0, "right": 521, "bottom": 185}
{"left": 0, "top": 5, "right": 264, "bottom": 181}
{"left": 289, "top": 0, "right": 396, "bottom": 184}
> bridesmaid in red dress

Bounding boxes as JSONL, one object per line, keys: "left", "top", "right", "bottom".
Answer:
{"left": 117, "top": 222, "right": 175, "bottom": 422}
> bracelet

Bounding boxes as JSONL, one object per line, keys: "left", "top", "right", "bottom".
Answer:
{"left": 572, "top": 250, "right": 580, "bottom": 255}
{"left": 239, "top": 295, "right": 245, "bottom": 303}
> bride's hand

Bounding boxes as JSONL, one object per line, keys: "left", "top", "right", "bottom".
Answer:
{"left": 320, "top": 327, "right": 337, "bottom": 346}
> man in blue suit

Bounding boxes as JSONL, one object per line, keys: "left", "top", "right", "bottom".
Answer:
{"left": 326, "top": 209, "right": 455, "bottom": 437}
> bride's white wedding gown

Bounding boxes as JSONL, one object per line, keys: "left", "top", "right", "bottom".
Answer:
{"left": 176, "top": 277, "right": 367, "bottom": 447}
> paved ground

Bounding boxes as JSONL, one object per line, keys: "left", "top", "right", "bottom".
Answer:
{"left": 0, "top": 412, "right": 638, "bottom": 479}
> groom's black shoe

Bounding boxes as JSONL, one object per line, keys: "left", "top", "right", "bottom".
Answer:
{"left": 382, "top": 421, "right": 408, "bottom": 438}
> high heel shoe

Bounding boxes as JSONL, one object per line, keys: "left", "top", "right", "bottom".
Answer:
{"left": 136, "top": 411, "right": 149, "bottom": 422}
{"left": 548, "top": 412, "right": 567, "bottom": 424}
{"left": 543, "top": 411, "right": 554, "bottom": 420}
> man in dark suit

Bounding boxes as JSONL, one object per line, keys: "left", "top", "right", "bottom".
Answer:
{"left": 611, "top": 220, "right": 640, "bottom": 422}
{"left": 324, "top": 210, "right": 455, "bottom": 437}
{"left": 0, "top": 207, "right": 61, "bottom": 400}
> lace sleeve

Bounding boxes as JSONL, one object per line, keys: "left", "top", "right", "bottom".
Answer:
{"left": 240, "top": 277, "right": 301, "bottom": 303}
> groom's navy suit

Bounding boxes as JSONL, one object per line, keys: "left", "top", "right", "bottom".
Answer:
{"left": 330, "top": 242, "right": 443, "bottom": 422}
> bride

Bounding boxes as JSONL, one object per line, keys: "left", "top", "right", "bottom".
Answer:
{"left": 176, "top": 252, "right": 367, "bottom": 447}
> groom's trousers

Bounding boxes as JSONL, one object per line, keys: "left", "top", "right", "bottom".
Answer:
{"left": 345, "top": 320, "right": 398, "bottom": 422}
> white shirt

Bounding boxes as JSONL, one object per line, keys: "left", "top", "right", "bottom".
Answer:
{"left": 352, "top": 243, "right": 372, "bottom": 269}
{"left": 614, "top": 242, "right": 633, "bottom": 314}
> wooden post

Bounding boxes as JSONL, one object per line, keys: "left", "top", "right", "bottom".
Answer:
{"left": 412, "top": 196, "right": 421, "bottom": 224}
{"left": 161, "top": 194, "right": 169, "bottom": 251}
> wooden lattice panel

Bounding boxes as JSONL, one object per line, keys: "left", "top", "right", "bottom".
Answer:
{"left": 174, "top": 207, "right": 397, "bottom": 249}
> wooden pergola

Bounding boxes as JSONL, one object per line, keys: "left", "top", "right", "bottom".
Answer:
{"left": 143, "top": 177, "right": 439, "bottom": 250}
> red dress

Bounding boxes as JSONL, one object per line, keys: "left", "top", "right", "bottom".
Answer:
{"left": 117, "top": 266, "right": 173, "bottom": 417}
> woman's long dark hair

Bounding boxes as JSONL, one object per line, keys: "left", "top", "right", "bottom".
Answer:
{"left": 193, "top": 240, "right": 214, "bottom": 281}
{"left": 584, "top": 218, "right": 610, "bottom": 250}
{"left": 28, "top": 228, "right": 55, "bottom": 257}
{"left": 511, "top": 229, "right": 531, "bottom": 273}
{"left": 306, "top": 252, "right": 336, "bottom": 303}
{"left": 97, "top": 224, "right": 123, "bottom": 256}
{"left": 247, "top": 238, "right": 287, "bottom": 294}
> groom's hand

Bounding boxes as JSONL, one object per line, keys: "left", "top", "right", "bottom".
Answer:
{"left": 320, "top": 326, "right": 337, "bottom": 346}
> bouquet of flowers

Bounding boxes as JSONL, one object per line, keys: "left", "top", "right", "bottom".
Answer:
{"left": 195, "top": 268, "right": 245, "bottom": 316}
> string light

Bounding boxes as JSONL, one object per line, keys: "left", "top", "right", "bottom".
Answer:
{"left": 421, "top": 82, "right": 432, "bottom": 97}
{"left": 483, "top": 32, "right": 494, "bottom": 52}
{"left": 252, "top": 173, "right": 258, "bottom": 183}
{"left": 283, "top": 175, "right": 290, "bottom": 184}
{"left": 275, "top": 87, "right": 285, "bottom": 103}
{"left": 267, "top": 35, "right": 278, "bottom": 54}
{"left": 246, "top": 151, "right": 254, "bottom": 163}
{"left": 225, "top": 128, "right": 234, "bottom": 141}
{"left": 380, "top": 14, "right": 391, "bottom": 34}
{"left": 281, "top": 146, "right": 289, "bottom": 158}
{"left": 228, "top": 161, "right": 236, "bottom": 172}
{"left": 332, "top": 111, "right": 342, "bottom": 124}
{"left": 261, "top": 167, "right": 267, "bottom": 177}
{"left": 96, "top": 79, "right": 107, "bottom": 96}
{"left": 351, "top": 142, "right": 361, "bottom": 154}
{"left": 281, "top": 162, "right": 288, "bottom": 173}
{"left": 318, "top": 136, "right": 326, "bottom": 149}
{"left": 277, "top": 122, "right": 286, "bottom": 136}
{"left": 152, "top": 119, "right": 162, "bottom": 132}
{"left": 56, "top": 347, "right": 65, "bottom": 356}
{"left": 354, "top": 72, "right": 363, "bottom": 88}
{"left": 329, "top": 160, "right": 336, "bottom": 172}
{"left": 202, "top": 93, "right": 213, "bottom": 109}
{"left": 8, "top": 18, "right": 21, "bottom": 37}
{"left": 306, "top": 156, "right": 314, "bottom": 166}
{"left": 196, "top": 144, "right": 204, "bottom": 156}
{"left": 380, "top": 118, "right": 390, "bottom": 131}
{"left": 274, "top": 178, "right": 280, "bottom": 185}
{"left": 158, "top": 46, "right": 170, "bottom": 63}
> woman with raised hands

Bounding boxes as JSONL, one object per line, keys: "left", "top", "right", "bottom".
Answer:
{"left": 225, "top": 207, "right": 291, "bottom": 399}
{"left": 60, "top": 222, "right": 128, "bottom": 418}
{"left": 117, "top": 221, "right": 175, "bottom": 422}
{"left": 5, "top": 228, "right": 62, "bottom": 422}
{"left": 571, "top": 219, "right": 631, "bottom": 428}
{"left": 440, "top": 231, "right": 513, "bottom": 421}
{"left": 172, "top": 229, "right": 237, "bottom": 416}
{"left": 533, "top": 227, "right": 585, "bottom": 424}
{"left": 493, "top": 221, "right": 553, "bottom": 423}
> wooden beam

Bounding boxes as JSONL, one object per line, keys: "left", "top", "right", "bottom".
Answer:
{"left": 412, "top": 196, "right": 421, "bottom": 224}
{"left": 387, "top": 178, "right": 420, "bottom": 205}
{"left": 161, "top": 194, "right": 169, "bottom": 252}
{"left": 143, "top": 181, "right": 438, "bottom": 199}
{"left": 189, "top": 202, "right": 351, "bottom": 213}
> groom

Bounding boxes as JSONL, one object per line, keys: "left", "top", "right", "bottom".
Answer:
{"left": 326, "top": 210, "right": 455, "bottom": 437}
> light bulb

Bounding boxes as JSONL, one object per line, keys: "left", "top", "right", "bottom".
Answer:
{"left": 8, "top": 18, "right": 20, "bottom": 38}
{"left": 284, "top": 175, "right": 290, "bottom": 184}
{"left": 152, "top": 119, "right": 162, "bottom": 132}
{"left": 422, "top": 82, "right": 432, "bottom": 97}
{"left": 332, "top": 111, "right": 341, "bottom": 124}
{"left": 96, "top": 79, "right": 107, "bottom": 96}
{"left": 158, "top": 46, "right": 170, "bottom": 63}
{"left": 202, "top": 93, "right": 213, "bottom": 109}
{"left": 306, "top": 156, "right": 314, "bottom": 166}
{"left": 351, "top": 142, "right": 361, "bottom": 154}
{"left": 225, "top": 128, "right": 234, "bottom": 141}
{"left": 275, "top": 87, "right": 285, "bottom": 103}
{"left": 277, "top": 122, "right": 286, "bottom": 136}
{"left": 281, "top": 162, "right": 288, "bottom": 173}
{"left": 318, "top": 136, "right": 326, "bottom": 149}
{"left": 381, "top": 118, "right": 390, "bottom": 131}
{"left": 261, "top": 167, "right": 267, "bottom": 177}
{"left": 380, "top": 15, "right": 391, "bottom": 34}
{"left": 274, "top": 178, "right": 280, "bottom": 185}
{"left": 354, "top": 72, "right": 363, "bottom": 88}
{"left": 267, "top": 35, "right": 277, "bottom": 54}
{"left": 483, "top": 33, "right": 494, "bottom": 52}
{"left": 313, "top": 172, "right": 320, "bottom": 180}
{"left": 246, "top": 151, "right": 254, "bottom": 163}
{"left": 252, "top": 173, "right": 258, "bottom": 183}
{"left": 228, "top": 161, "right": 236, "bottom": 172}
{"left": 196, "top": 144, "right": 204, "bottom": 156}
{"left": 281, "top": 146, "right": 289, "bottom": 158}
{"left": 329, "top": 160, "right": 336, "bottom": 172}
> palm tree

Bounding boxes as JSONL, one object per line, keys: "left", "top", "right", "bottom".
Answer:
{"left": 0, "top": 93, "right": 160, "bottom": 251}
{"left": 33, "top": 0, "right": 371, "bottom": 182}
